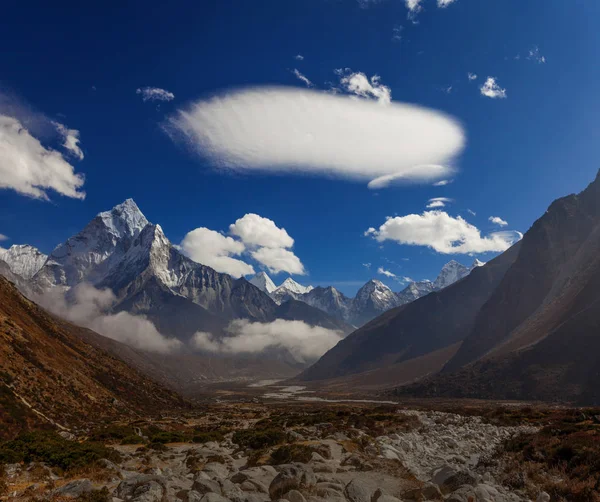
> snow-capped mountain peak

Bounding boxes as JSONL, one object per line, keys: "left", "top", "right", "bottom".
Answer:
{"left": 471, "top": 259, "right": 486, "bottom": 269}
{"left": 97, "top": 198, "right": 149, "bottom": 240}
{"left": 433, "top": 260, "right": 471, "bottom": 290}
{"left": 249, "top": 271, "right": 277, "bottom": 294}
{"left": 0, "top": 244, "right": 47, "bottom": 280}
{"left": 276, "top": 277, "right": 313, "bottom": 295}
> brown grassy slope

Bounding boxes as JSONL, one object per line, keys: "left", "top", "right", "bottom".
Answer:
{"left": 0, "top": 276, "right": 187, "bottom": 438}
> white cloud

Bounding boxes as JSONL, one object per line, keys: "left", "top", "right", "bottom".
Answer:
{"left": 35, "top": 284, "right": 181, "bottom": 353}
{"left": 0, "top": 115, "right": 85, "bottom": 200}
{"left": 136, "top": 87, "right": 175, "bottom": 102}
{"left": 433, "top": 179, "right": 452, "bottom": 186}
{"left": 366, "top": 210, "right": 522, "bottom": 254}
{"left": 426, "top": 197, "right": 453, "bottom": 208}
{"left": 191, "top": 319, "right": 343, "bottom": 364}
{"left": 0, "top": 234, "right": 8, "bottom": 242}
{"left": 406, "top": 0, "right": 423, "bottom": 20}
{"left": 437, "top": 0, "right": 457, "bottom": 7}
{"left": 480, "top": 77, "right": 507, "bottom": 99}
{"left": 362, "top": 262, "right": 371, "bottom": 269}
{"left": 180, "top": 227, "right": 255, "bottom": 278}
{"left": 392, "top": 25, "right": 404, "bottom": 42}
{"left": 527, "top": 46, "right": 546, "bottom": 64}
{"left": 167, "top": 87, "right": 464, "bottom": 189}
{"left": 230, "top": 213, "right": 294, "bottom": 249}
{"left": 295, "top": 54, "right": 304, "bottom": 61}
{"left": 339, "top": 72, "right": 391, "bottom": 105}
{"left": 368, "top": 165, "right": 455, "bottom": 190}
{"left": 468, "top": 73, "right": 478, "bottom": 81}
{"left": 377, "top": 267, "right": 397, "bottom": 278}
{"left": 250, "top": 247, "right": 305, "bottom": 275}
{"left": 52, "top": 121, "right": 84, "bottom": 160}
{"left": 292, "top": 69, "right": 313, "bottom": 88}
{"left": 467, "top": 209, "right": 476, "bottom": 216}
{"left": 489, "top": 215, "right": 508, "bottom": 227}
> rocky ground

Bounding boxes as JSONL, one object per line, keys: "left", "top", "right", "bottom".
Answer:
{"left": 0, "top": 401, "right": 571, "bottom": 502}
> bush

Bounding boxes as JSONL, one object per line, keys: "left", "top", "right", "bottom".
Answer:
{"left": 76, "top": 487, "right": 110, "bottom": 502}
{"left": 90, "top": 426, "right": 136, "bottom": 442}
{"left": 120, "top": 435, "right": 145, "bottom": 445}
{"left": 232, "top": 429, "right": 286, "bottom": 450}
{"left": 0, "top": 431, "right": 120, "bottom": 471}
{"left": 147, "top": 442, "right": 167, "bottom": 452}
{"left": 149, "top": 431, "right": 188, "bottom": 444}
{"left": 192, "top": 431, "right": 225, "bottom": 444}
{"left": 270, "top": 444, "right": 314, "bottom": 465}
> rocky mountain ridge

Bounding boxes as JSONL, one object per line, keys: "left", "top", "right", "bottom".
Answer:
{"left": 250, "top": 258, "right": 484, "bottom": 327}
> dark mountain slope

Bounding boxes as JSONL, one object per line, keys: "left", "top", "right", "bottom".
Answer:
{"left": 298, "top": 243, "right": 520, "bottom": 382}
{"left": 0, "top": 276, "right": 186, "bottom": 434}
{"left": 445, "top": 171, "right": 600, "bottom": 372}
{"left": 396, "top": 171, "right": 600, "bottom": 404}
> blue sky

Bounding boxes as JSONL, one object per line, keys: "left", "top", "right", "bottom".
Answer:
{"left": 0, "top": 0, "right": 599, "bottom": 295}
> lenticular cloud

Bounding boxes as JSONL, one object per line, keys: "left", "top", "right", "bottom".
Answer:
{"left": 167, "top": 86, "right": 465, "bottom": 188}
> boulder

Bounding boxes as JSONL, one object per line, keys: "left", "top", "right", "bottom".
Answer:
{"left": 114, "top": 474, "right": 166, "bottom": 502}
{"left": 284, "top": 490, "right": 307, "bottom": 502}
{"left": 537, "top": 493, "right": 550, "bottom": 502}
{"left": 344, "top": 478, "right": 373, "bottom": 502}
{"left": 54, "top": 479, "right": 93, "bottom": 499}
{"left": 199, "top": 494, "right": 231, "bottom": 502}
{"left": 268, "top": 464, "right": 316, "bottom": 499}
{"left": 192, "top": 479, "right": 221, "bottom": 495}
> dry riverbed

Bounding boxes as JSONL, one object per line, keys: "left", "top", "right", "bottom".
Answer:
{"left": 1, "top": 402, "right": 598, "bottom": 502}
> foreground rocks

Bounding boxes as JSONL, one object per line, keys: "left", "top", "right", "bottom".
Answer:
{"left": 1, "top": 408, "right": 552, "bottom": 502}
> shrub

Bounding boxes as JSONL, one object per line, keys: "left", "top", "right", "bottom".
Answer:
{"left": 90, "top": 426, "right": 136, "bottom": 442}
{"left": 0, "top": 431, "right": 120, "bottom": 471}
{"left": 76, "top": 487, "right": 110, "bottom": 502}
{"left": 149, "top": 431, "right": 188, "bottom": 444}
{"left": 270, "top": 444, "right": 314, "bottom": 465}
{"left": 120, "top": 435, "right": 145, "bottom": 445}
{"left": 232, "top": 429, "right": 286, "bottom": 450}
{"left": 192, "top": 431, "right": 225, "bottom": 444}
{"left": 147, "top": 442, "right": 167, "bottom": 452}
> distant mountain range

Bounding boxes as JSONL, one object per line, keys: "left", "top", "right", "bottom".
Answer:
{"left": 247, "top": 259, "right": 484, "bottom": 327}
{"left": 300, "top": 170, "right": 600, "bottom": 405}
{"left": 0, "top": 202, "right": 483, "bottom": 344}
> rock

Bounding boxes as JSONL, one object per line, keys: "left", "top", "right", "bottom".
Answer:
{"left": 230, "top": 472, "right": 249, "bottom": 484}
{"left": 311, "top": 462, "right": 335, "bottom": 474}
{"left": 54, "top": 479, "right": 93, "bottom": 498}
{"left": 537, "top": 493, "right": 550, "bottom": 502}
{"left": 192, "top": 479, "right": 221, "bottom": 495}
{"left": 114, "top": 474, "right": 166, "bottom": 502}
{"left": 203, "top": 462, "right": 230, "bottom": 479}
{"left": 220, "top": 479, "right": 245, "bottom": 501}
{"left": 420, "top": 483, "right": 442, "bottom": 500}
{"left": 344, "top": 478, "right": 373, "bottom": 502}
{"left": 430, "top": 465, "right": 457, "bottom": 487}
{"left": 284, "top": 490, "right": 306, "bottom": 502}
{"left": 199, "top": 494, "right": 231, "bottom": 502}
{"left": 268, "top": 464, "right": 316, "bottom": 499}
{"left": 187, "top": 492, "right": 204, "bottom": 502}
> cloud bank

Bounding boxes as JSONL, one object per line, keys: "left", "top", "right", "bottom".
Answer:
{"left": 181, "top": 213, "right": 304, "bottom": 276}
{"left": 0, "top": 115, "right": 85, "bottom": 200}
{"left": 180, "top": 227, "right": 255, "bottom": 278}
{"left": 35, "top": 283, "right": 181, "bottom": 353}
{"left": 167, "top": 86, "right": 465, "bottom": 189}
{"left": 366, "top": 211, "right": 522, "bottom": 254}
{"left": 191, "top": 319, "right": 343, "bottom": 364}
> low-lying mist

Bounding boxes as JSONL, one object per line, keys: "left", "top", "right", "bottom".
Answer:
{"left": 34, "top": 283, "right": 182, "bottom": 353}
{"left": 192, "top": 318, "right": 343, "bottom": 364}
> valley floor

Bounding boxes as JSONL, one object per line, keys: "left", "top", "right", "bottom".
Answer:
{"left": 2, "top": 398, "right": 599, "bottom": 502}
